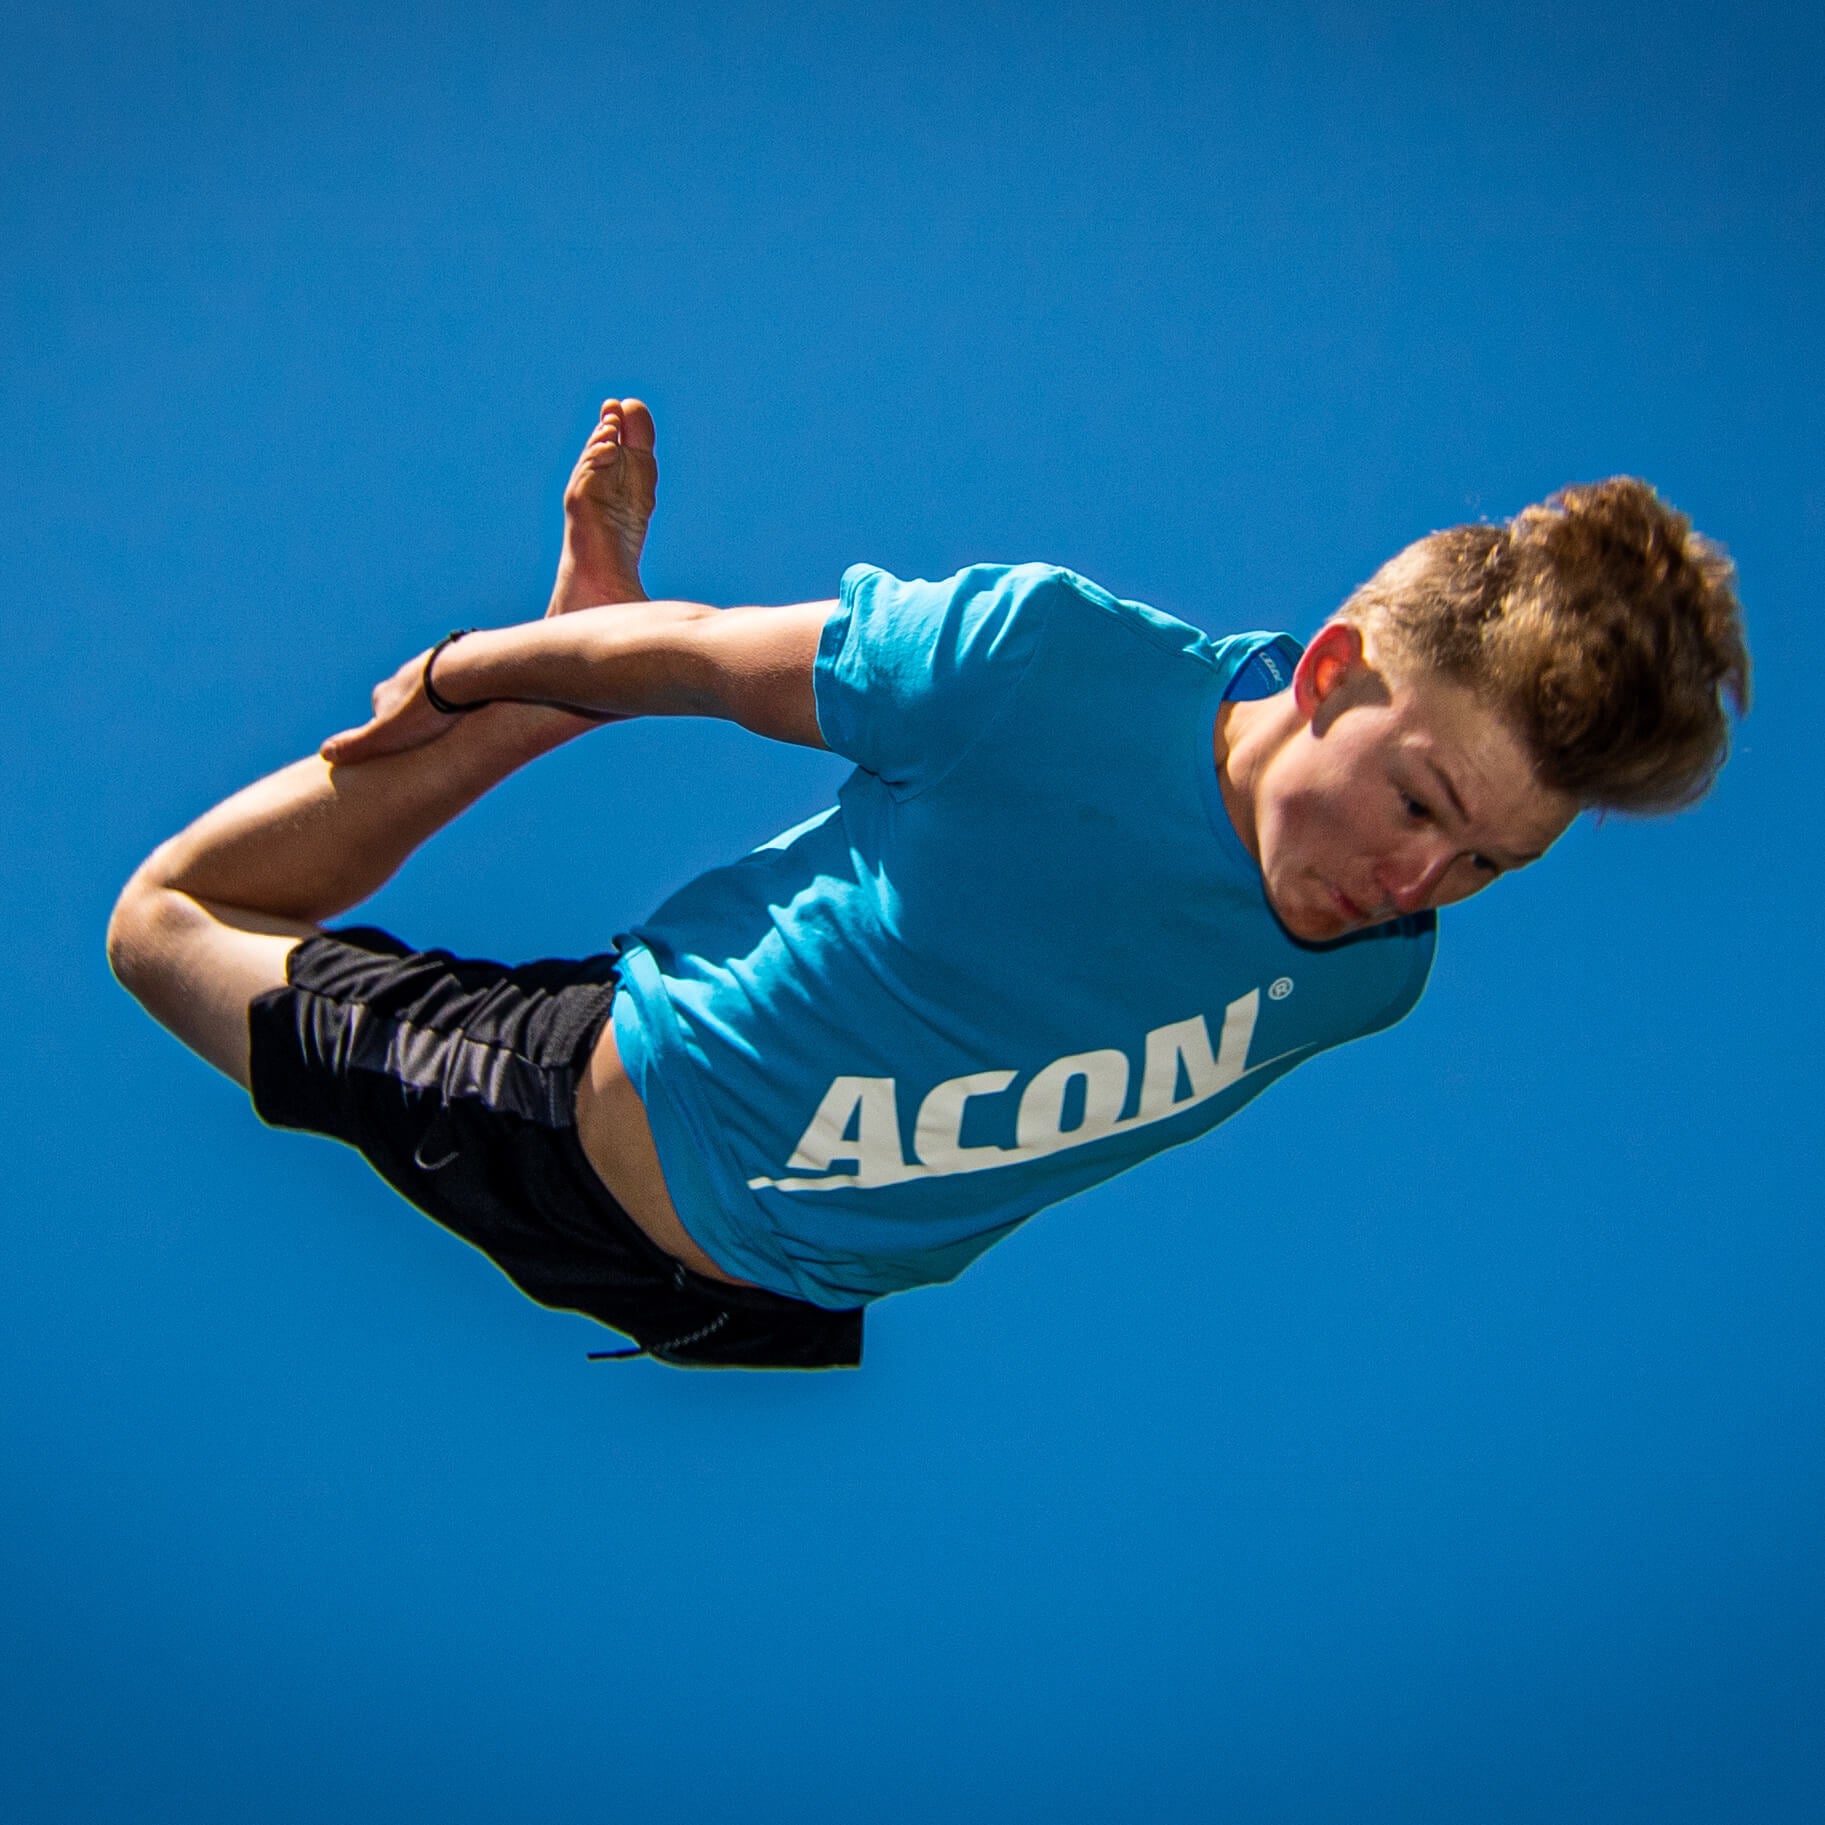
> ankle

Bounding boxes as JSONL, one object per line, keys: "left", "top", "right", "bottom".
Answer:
{"left": 548, "top": 553, "right": 647, "bottom": 616}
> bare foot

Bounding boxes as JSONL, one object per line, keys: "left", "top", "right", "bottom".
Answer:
{"left": 547, "top": 397, "right": 657, "bottom": 616}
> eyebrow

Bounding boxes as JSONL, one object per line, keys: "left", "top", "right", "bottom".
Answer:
{"left": 1422, "top": 756, "right": 1545, "bottom": 868}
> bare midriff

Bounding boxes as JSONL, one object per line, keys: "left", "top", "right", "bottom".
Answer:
{"left": 572, "top": 1021, "right": 752, "bottom": 1287}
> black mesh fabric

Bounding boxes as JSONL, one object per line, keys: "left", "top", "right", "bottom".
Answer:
{"left": 248, "top": 926, "right": 863, "bottom": 1369}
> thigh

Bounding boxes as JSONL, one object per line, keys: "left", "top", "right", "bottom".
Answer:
{"left": 117, "top": 884, "right": 313, "bottom": 1090}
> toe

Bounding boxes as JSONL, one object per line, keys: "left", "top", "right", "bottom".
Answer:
{"left": 620, "top": 398, "right": 655, "bottom": 452}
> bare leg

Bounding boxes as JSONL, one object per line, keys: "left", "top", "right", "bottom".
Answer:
{"left": 108, "top": 705, "right": 591, "bottom": 1086}
{"left": 109, "top": 399, "right": 660, "bottom": 1088}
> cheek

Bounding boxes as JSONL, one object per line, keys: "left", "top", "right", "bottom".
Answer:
{"left": 1255, "top": 720, "right": 1400, "bottom": 884}
{"left": 1265, "top": 761, "right": 1362, "bottom": 866}
{"left": 1431, "top": 860, "right": 1497, "bottom": 908}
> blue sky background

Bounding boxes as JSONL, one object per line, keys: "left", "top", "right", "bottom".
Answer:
{"left": 4, "top": 3, "right": 1822, "bottom": 1819}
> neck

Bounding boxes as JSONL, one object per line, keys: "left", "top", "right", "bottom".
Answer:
{"left": 1214, "top": 692, "right": 1298, "bottom": 864}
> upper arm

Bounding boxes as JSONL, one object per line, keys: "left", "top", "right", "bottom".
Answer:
{"left": 626, "top": 565, "right": 1057, "bottom": 764}
{"left": 675, "top": 599, "right": 836, "bottom": 748}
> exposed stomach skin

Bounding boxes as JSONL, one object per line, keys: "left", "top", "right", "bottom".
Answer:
{"left": 573, "top": 1021, "right": 753, "bottom": 1287}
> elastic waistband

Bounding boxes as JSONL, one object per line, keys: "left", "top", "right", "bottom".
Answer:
{"left": 545, "top": 959, "right": 622, "bottom": 1081}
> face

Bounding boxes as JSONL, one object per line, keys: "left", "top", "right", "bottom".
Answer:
{"left": 1244, "top": 624, "right": 1577, "bottom": 943}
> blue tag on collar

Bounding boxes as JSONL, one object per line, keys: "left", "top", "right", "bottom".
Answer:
{"left": 1224, "top": 635, "right": 1302, "bottom": 701}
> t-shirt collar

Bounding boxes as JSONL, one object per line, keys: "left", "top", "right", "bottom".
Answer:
{"left": 1198, "top": 631, "right": 1303, "bottom": 875}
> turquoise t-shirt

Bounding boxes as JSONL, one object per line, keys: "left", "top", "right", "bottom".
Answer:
{"left": 612, "top": 563, "right": 1436, "bottom": 1308}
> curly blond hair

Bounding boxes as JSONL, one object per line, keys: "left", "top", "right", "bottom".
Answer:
{"left": 1340, "top": 479, "right": 1750, "bottom": 812}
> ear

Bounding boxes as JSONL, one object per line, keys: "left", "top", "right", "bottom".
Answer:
{"left": 1293, "top": 621, "right": 1365, "bottom": 720}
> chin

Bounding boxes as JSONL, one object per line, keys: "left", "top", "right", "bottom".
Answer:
{"left": 1292, "top": 912, "right": 1350, "bottom": 943}
{"left": 1263, "top": 882, "right": 1343, "bottom": 944}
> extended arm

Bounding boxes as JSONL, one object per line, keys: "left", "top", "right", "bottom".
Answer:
{"left": 320, "top": 598, "right": 834, "bottom": 765}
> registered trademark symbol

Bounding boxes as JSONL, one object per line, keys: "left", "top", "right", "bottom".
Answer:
{"left": 1268, "top": 977, "right": 1294, "bottom": 1000}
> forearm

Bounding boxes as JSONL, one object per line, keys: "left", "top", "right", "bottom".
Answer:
{"left": 316, "top": 595, "right": 830, "bottom": 772}
{"left": 425, "top": 598, "right": 829, "bottom": 748}
{"left": 430, "top": 601, "right": 724, "bottom": 720}
{"left": 136, "top": 700, "right": 584, "bottom": 925}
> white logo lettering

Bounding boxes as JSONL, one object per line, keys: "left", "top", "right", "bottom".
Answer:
{"left": 1016, "top": 1048, "right": 1129, "bottom": 1153}
{"left": 786, "top": 1075, "right": 906, "bottom": 1186}
{"left": 916, "top": 1070, "right": 1018, "bottom": 1171}
{"left": 753, "top": 987, "right": 1297, "bottom": 1194}
{"left": 1136, "top": 993, "right": 1258, "bottom": 1122}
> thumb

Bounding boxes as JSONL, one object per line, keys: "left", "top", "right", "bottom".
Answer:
{"left": 320, "top": 719, "right": 381, "bottom": 765}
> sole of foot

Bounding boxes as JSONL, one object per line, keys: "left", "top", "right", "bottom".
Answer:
{"left": 549, "top": 397, "right": 658, "bottom": 616}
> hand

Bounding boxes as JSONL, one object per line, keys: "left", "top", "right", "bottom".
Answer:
{"left": 320, "top": 650, "right": 463, "bottom": 765}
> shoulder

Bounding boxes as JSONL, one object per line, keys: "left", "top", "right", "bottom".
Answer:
{"left": 1343, "top": 910, "right": 1439, "bottom": 1035}
{"left": 1275, "top": 912, "right": 1438, "bottom": 1066}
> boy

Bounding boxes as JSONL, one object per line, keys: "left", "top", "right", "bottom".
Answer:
{"left": 107, "top": 399, "right": 1750, "bottom": 1368}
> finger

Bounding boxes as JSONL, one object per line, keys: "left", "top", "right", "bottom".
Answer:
{"left": 324, "top": 728, "right": 406, "bottom": 766}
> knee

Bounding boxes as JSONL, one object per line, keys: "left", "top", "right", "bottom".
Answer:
{"left": 106, "top": 872, "right": 156, "bottom": 998}
{"left": 106, "top": 870, "right": 195, "bottom": 1005}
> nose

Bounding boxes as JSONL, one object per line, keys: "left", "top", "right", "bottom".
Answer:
{"left": 1375, "top": 837, "right": 1456, "bottom": 915}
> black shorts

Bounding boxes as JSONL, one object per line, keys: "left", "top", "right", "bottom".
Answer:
{"left": 247, "top": 927, "right": 863, "bottom": 1370}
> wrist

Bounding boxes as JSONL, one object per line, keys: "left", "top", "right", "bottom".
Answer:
{"left": 422, "top": 630, "right": 490, "bottom": 714}
{"left": 432, "top": 621, "right": 617, "bottom": 724}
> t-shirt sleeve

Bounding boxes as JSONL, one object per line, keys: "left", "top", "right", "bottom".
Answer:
{"left": 814, "top": 563, "right": 1056, "bottom": 795}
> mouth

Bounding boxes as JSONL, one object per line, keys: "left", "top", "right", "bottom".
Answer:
{"left": 1327, "top": 883, "right": 1369, "bottom": 926}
